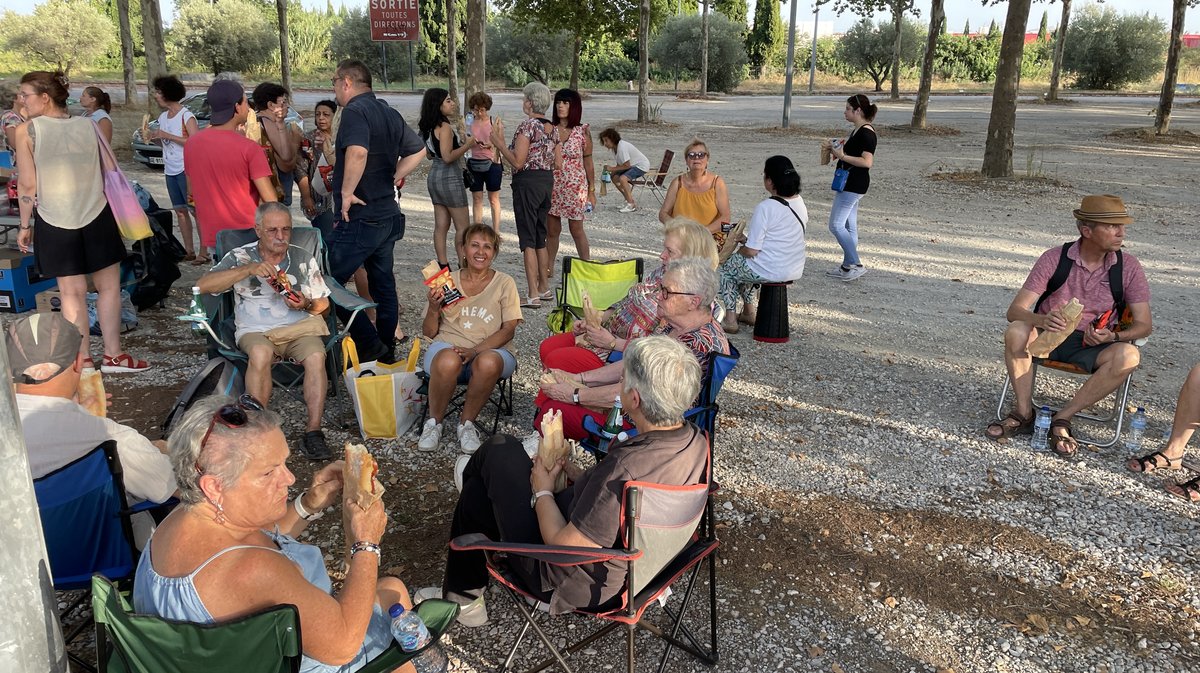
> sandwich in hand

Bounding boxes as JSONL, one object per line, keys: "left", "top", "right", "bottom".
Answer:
{"left": 538, "top": 409, "right": 572, "bottom": 491}
{"left": 344, "top": 443, "right": 385, "bottom": 509}
{"left": 77, "top": 368, "right": 107, "bottom": 418}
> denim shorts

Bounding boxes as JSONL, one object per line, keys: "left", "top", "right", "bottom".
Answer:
{"left": 424, "top": 340, "right": 518, "bottom": 381}
{"left": 615, "top": 166, "right": 646, "bottom": 181}
{"left": 164, "top": 172, "right": 189, "bottom": 209}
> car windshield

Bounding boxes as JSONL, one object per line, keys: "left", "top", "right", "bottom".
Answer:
{"left": 186, "top": 94, "right": 211, "bottom": 120}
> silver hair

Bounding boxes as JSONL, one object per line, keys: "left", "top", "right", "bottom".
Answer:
{"left": 167, "top": 395, "right": 281, "bottom": 506}
{"left": 523, "top": 82, "right": 551, "bottom": 115}
{"left": 255, "top": 201, "right": 292, "bottom": 228}
{"left": 665, "top": 256, "right": 718, "bottom": 307}
{"left": 622, "top": 336, "right": 700, "bottom": 426}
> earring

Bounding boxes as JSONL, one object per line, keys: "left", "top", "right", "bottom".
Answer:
{"left": 213, "top": 502, "right": 226, "bottom": 525}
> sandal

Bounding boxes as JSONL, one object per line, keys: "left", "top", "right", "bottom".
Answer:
{"left": 189, "top": 255, "right": 212, "bottom": 266}
{"left": 1049, "top": 417, "right": 1079, "bottom": 457}
{"left": 521, "top": 297, "right": 542, "bottom": 309}
{"left": 986, "top": 410, "right": 1034, "bottom": 440}
{"left": 1126, "top": 451, "right": 1182, "bottom": 474}
{"left": 1165, "top": 476, "right": 1200, "bottom": 503}
{"left": 539, "top": 290, "right": 555, "bottom": 301}
{"left": 182, "top": 252, "right": 197, "bottom": 262}
{"left": 100, "top": 353, "right": 153, "bottom": 374}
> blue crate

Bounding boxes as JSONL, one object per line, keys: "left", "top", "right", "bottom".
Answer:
{"left": 0, "top": 251, "right": 57, "bottom": 313}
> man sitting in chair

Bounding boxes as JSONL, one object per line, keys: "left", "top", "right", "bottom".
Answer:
{"left": 415, "top": 335, "right": 709, "bottom": 625}
{"left": 987, "top": 194, "right": 1152, "bottom": 457}
{"left": 9, "top": 312, "right": 177, "bottom": 546}
{"left": 199, "top": 202, "right": 333, "bottom": 461}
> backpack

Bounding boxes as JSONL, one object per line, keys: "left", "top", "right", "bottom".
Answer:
{"left": 1034, "top": 240, "right": 1129, "bottom": 331}
{"left": 126, "top": 193, "right": 185, "bottom": 311}
{"left": 161, "top": 357, "right": 245, "bottom": 439}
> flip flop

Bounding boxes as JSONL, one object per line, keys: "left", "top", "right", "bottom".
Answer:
{"left": 539, "top": 290, "right": 555, "bottom": 301}
{"left": 521, "top": 297, "right": 542, "bottom": 309}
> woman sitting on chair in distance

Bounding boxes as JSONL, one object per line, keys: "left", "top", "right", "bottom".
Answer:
{"left": 417, "top": 224, "right": 524, "bottom": 455}
{"left": 133, "top": 395, "right": 418, "bottom": 673}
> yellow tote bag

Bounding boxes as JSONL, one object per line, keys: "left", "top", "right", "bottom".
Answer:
{"left": 342, "top": 337, "right": 425, "bottom": 439}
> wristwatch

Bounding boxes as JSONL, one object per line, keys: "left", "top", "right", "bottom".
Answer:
{"left": 530, "top": 490, "right": 554, "bottom": 508}
{"left": 572, "top": 388, "right": 580, "bottom": 404}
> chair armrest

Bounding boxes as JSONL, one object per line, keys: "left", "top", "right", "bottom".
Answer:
{"left": 450, "top": 533, "right": 641, "bottom": 567}
{"left": 326, "top": 279, "right": 377, "bottom": 313}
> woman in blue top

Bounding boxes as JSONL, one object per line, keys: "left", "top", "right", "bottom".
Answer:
{"left": 133, "top": 395, "right": 415, "bottom": 673}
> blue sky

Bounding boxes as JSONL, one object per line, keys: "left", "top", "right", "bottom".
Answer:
{"left": 6, "top": 0, "right": 1199, "bottom": 33}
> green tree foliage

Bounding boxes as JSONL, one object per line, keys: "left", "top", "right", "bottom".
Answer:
{"left": 329, "top": 7, "right": 413, "bottom": 83}
{"left": 987, "top": 19, "right": 999, "bottom": 38}
{"left": 420, "top": 0, "right": 467, "bottom": 75}
{"left": 3, "top": 0, "right": 116, "bottom": 79}
{"left": 1037, "top": 10, "right": 1049, "bottom": 41}
{"left": 714, "top": 0, "right": 748, "bottom": 29}
{"left": 272, "top": 1, "right": 336, "bottom": 76}
{"left": 934, "top": 32, "right": 1000, "bottom": 82}
{"left": 498, "top": 0, "right": 638, "bottom": 88}
{"left": 1062, "top": 6, "right": 1168, "bottom": 90}
{"left": 962, "top": 19, "right": 970, "bottom": 35}
{"left": 650, "top": 12, "right": 748, "bottom": 92}
{"left": 85, "top": 0, "right": 144, "bottom": 71}
{"left": 746, "top": 0, "right": 783, "bottom": 77}
{"left": 170, "top": 0, "right": 276, "bottom": 76}
{"left": 837, "top": 17, "right": 923, "bottom": 91}
{"left": 578, "top": 37, "right": 638, "bottom": 84}
{"left": 486, "top": 14, "right": 573, "bottom": 85}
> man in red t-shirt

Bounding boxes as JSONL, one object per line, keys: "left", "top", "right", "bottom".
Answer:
{"left": 184, "top": 79, "right": 277, "bottom": 263}
{"left": 987, "top": 194, "right": 1153, "bottom": 457}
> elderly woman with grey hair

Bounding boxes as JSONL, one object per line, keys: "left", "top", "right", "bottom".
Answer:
{"left": 490, "top": 81, "right": 559, "bottom": 307}
{"left": 132, "top": 395, "right": 425, "bottom": 673}
{"left": 415, "top": 335, "right": 710, "bottom": 623}
{"left": 536, "top": 256, "right": 730, "bottom": 441}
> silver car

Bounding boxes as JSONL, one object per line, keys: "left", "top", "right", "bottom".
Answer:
{"left": 131, "top": 92, "right": 304, "bottom": 167}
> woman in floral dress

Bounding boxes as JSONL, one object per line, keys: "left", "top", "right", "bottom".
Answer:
{"left": 545, "top": 89, "right": 593, "bottom": 282}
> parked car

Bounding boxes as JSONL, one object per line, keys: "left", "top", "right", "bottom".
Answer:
{"left": 131, "top": 91, "right": 303, "bottom": 167}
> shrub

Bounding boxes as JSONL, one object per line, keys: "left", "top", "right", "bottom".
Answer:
{"left": 1062, "top": 5, "right": 1167, "bottom": 90}
{"left": 170, "top": 0, "right": 276, "bottom": 77}
{"left": 836, "top": 17, "right": 924, "bottom": 92}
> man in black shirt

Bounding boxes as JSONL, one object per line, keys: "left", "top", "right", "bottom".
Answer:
{"left": 329, "top": 59, "right": 425, "bottom": 361}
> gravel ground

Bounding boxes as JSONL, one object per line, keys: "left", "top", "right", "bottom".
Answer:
{"left": 50, "top": 93, "right": 1200, "bottom": 672}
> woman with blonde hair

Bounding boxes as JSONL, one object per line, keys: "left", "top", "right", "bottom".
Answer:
{"left": 658, "top": 138, "right": 731, "bottom": 242}
{"left": 538, "top": 217, "right": 716, "bottom": 374}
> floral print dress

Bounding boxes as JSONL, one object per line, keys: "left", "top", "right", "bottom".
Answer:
{"left": 549, "top": 124, "right": 589, "bottom": 221}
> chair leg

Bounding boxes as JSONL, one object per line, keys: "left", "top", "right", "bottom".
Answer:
{"left": 627, "top": 622, "right": 636, "bottom": 673}
{"left": 502, "top": 587, "right": 575, "bottom": 673}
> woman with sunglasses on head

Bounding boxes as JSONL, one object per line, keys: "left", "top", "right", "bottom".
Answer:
{"left": 545, "top": 89, "right": 593, "bottom": 280}
{"left": 658, "top": 138, "right": 732, "bottom": 243}
{"left": 134, "top": 395, "right": 429, "bottom": 673}
{"left": 823, "top": 93, "right": 877, "bottom": 282}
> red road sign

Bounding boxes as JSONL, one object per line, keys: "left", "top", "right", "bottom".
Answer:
{"left": 369, "top": 0, "right": 420, "bottom": 41}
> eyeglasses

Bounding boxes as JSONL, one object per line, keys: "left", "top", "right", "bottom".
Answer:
{"left": 196, "top": 394, "right": 264, "bottom": 475}
{"left": 657, "top": 285, "right": 696, "bottom": 299}
{"left": 686, "top": 151, "right": 708, "bottom": 160}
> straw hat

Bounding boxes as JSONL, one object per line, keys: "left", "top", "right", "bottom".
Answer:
{"left": 1073, "top": 194, "right": 1133, "bottom": 225}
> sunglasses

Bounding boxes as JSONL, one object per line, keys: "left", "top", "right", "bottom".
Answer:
{"left": 686, "top": 151, "right": 708, "bottom": 159}
{"left": 196, "top": 394, "right": 265, "bottom": 475}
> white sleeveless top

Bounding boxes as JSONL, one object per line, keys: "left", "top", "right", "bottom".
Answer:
{"left": 30, "top": 116, "right": 107, "bottom": 230}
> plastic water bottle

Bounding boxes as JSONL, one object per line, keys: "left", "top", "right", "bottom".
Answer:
{"left": 1126, "top": 407, "right": 1147, "bottom": 451}
{"left": 1031, "top": 406, "right": 1052, "bottom": 450}
{"left": 188, "top": 286, "right": 206, "bottom": 334}
{"left": 585, "top": 201, "right": 594, "bottom": 213}
{"left": 388, "top": 604, "right": 446, "bottom": 673}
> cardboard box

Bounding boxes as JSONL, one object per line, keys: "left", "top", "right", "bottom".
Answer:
{"left": 35, "top": 289, "right": 61, "bottom": 313}
{"left": 0, "top": 250, "right": 57, "bottom": 313}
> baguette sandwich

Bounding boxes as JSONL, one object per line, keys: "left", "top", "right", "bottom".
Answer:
{"left": 344, "top": 443, "right": 385, "bottom": 509}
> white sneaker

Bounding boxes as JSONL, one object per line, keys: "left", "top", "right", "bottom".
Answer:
{"left": 841, "top": 266, "right": 867, "bottom": 282}
{"left": 454, "top": 454, "right": 470, "bottom": 493}
{"left": 415, "top": 587, "right": 489, "bottom": 627}
{"left": 618, "top": 203, "right": 638, "bottom": 213}
{"left": 457, "top": 420, "right": 483, "bottom": 455}
{"left": 417, "top": 418, "right": 443, "bottom": 452}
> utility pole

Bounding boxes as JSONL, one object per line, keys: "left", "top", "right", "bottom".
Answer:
{"left": 782, "top": 0, "right": 799, "bottom": 127}
{"left": 808, "top": 4, "right": 819, "bottom": 94}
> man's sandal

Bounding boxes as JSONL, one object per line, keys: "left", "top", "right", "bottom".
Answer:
{"left": 986, "top": 410, "right": 1034, "bottom": 440}
{"left": 1165, "top": 476, "right": 1200, "bottom": 503}
{"left": 1049, "top": 418, "right": 1079, "bottom": 457}
{"left": 1126, "top": 451, "right": 1183, "bottom": 474}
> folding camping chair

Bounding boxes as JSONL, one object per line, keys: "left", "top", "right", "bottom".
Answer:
{"left": 450, "top": 439, "right": 720, "bottom": 673}
{"left": 33, "top": 441, "right": 176, "bottom": 673}
{"left": 415, "top": 366, "right": 517, "bottom": 435}
{"left": 628, "top": 150, "right": 674, "bottom": 205}
{"left": 190, "top": 228, "right": 375, "bottom": 423}
{"left": 547, "top": 256, "right": 644, "bottom": 335}
{"left": 92, "top": 574, "right": 460, "bottom": 673}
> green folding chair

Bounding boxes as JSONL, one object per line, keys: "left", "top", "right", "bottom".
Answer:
{"left": 91, "top": 575, "right": 459, "bottom": 673}
{"left": 547, "top": 256, "right": 644, "bottom": 334}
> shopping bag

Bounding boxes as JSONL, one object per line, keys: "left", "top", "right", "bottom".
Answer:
{"left": 342, "top": 336, "right": 426, "bottom": 439}
{"left": 94, "top": 124, "right": 152, "bottom": 241}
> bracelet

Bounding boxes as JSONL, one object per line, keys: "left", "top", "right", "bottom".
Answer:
{"left": 609, "top": 339, "right": 617, "bottom": 350}
{"left": 349, "top": 541, "right": 381, "bottom": 561}
{"left": 293, "top": 491, "right": 324, "bottom": 521}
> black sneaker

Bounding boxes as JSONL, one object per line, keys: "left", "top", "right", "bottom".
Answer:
{"left": 301, "top": 430, "right": 332, "bottom": 461}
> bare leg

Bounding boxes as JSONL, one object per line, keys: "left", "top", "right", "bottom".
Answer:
{"left": 448, "top": 205, "right": 470, "bottom": 265}
{"left": 616, "top": 174, "right": 635, "bottom": 206}
{"left": 545, "top": 214, "right": 562, "bottom": 280}
{"left": 353, "top": 267, "right": 376, "bottom": 324}
{"left": 245, "top": 344, "right": 275, "bottom": 406}
{"left": 429, "top": 349, "right": 465, "bottom": 423}
{"left": 1055, "top": 343, "right": 1141, "bottom": 422}
{"left": 522, "top": 247, "right": 545, "bottom": 300}
{"left": 472, "top": 191, "right": 485, "bottom": 226}
{"left": 986, "top": 321, "right": 1038, "bottom": 438}
{"left": 567, "top": 218, "right": 590, "bottom": 261}
{"left": 1160, "top": 365, "right": 1200, "bottom": 459}
{"left": 433, "top": 204, "right": 452, "bottom": 266}
{"left": 91, "top": 263, "right": 124, "bottom": 357}
{"left": 177, "top": 207, "right": 196, "bottom": 255}
{"left": 301, "top": 352, "right": 328, "bottom": 432}
{"left": 461, "top": 352, "right": 503, "bottom": 423}
{"left": 488, "top": 191, "right": 501, "bottom": 231}
{"left": 56, "top": 274, "right": 91, "bottom": 359}
{"left": 375, "top": 577, "right": 418, "bottom": 673}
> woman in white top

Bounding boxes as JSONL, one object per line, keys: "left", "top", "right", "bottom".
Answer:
{"left": 716, "top": 155, "right": 807, "bottom": 333}
{"left": 80, "top": 86, "right": 113, "bottom": 144}
{"left": 149, "top": 76, "right": 201, "bottom": 262}
{"left": 14, "top": 71, "right": 151, "bottom": 373}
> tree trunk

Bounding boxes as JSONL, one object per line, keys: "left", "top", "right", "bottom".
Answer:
{"left": 464, "top": 0, "right": 486, "bottom": 107}
{"left": 446, "top": 0, "right": 459, "bottom": 103}
{"left": 1047, "top": 0, "right": 1071, "bottom": 102}
{"left": 638, "top": 0, "right": 650, "bottom": 122}
{"left": 140, "top": 0, "right": 168, "bottom": 113}
{"left": 981, "top": 0, "right": 1032, "bottom": 179}
{"left": 277, "top": 0, "right": 292, "bottom": 92}
{"left": 911, "top": 0, "right": 944, "bottom": 129}
{"left": 701, "top": 0, "right": 710, "bottom": 95}
{"left": 1155, "top": 0, "right": 1187, "bottom": 135}
{"left": 570, "top": 32, "right": 582, "bottom": 91}
{"left": 116, "top": 0, "right": 137, "bottom": 106}
{"left": 889, "top": 3, "right": 903, "bottom": 100}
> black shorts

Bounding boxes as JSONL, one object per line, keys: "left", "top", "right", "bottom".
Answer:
{"left": 469, "top": 162, "right": 503, "bottom": 193}
{"left": 33, "top": 203, "right": 127, "bottom": 278}
{"left": 1043, "top": 329, "right": 1114, "bottom": 373}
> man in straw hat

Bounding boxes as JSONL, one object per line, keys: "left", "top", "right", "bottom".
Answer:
{"left": 986, "top": 194, "right": 1152, "bottom": 457}
{"left": 8, "top": 312, "right": 176, "bottom": 544}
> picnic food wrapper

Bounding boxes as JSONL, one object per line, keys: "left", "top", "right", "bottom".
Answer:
{"left": 538, "top": 409, "right": 571, "bottom": 491}
{"left": 78, "top": 368, "right": 107, "bottom": 418}
{"left": 1028, "top": 297, "right": 1084, "bottom": 358}
{"left": 575, "top": 291, "right": 604, "bottom": 346}
{"left": 717, "top": 220, "right": 747, "bottom": 264}
{"left": 422, "top": 260, "right": 464, "bottom": 308}
{"left": 141, "top": 114, "right": 150, "bottom": 141}
{"left": 245, "top": 112, "right": 262, "bottom": 143}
